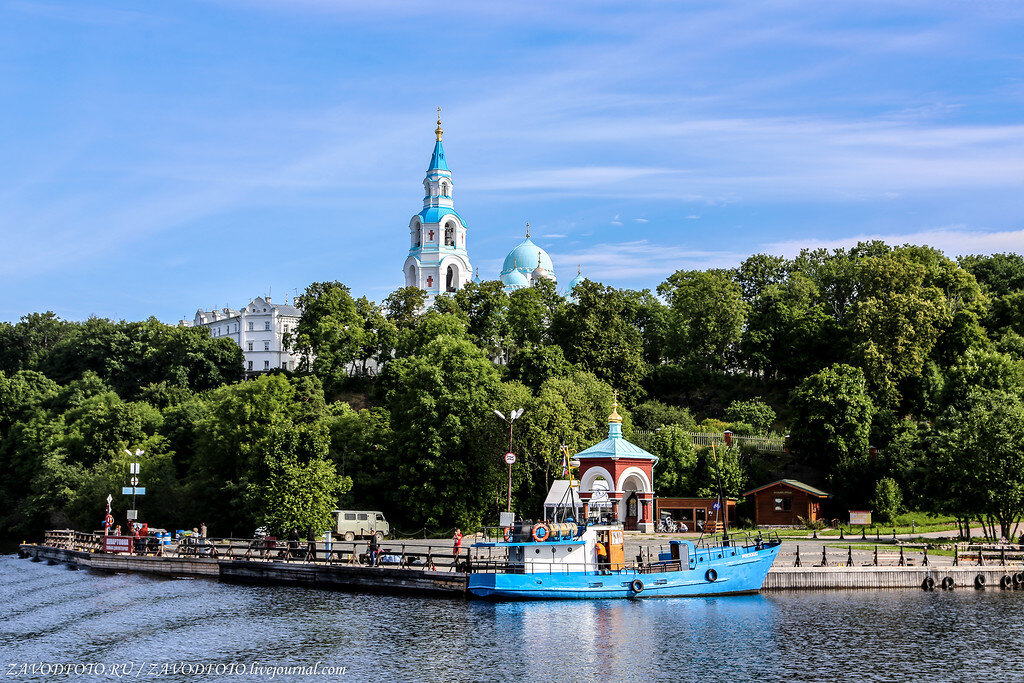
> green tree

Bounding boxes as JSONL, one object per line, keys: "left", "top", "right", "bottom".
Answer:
{"left": 658, "top": 269, "right": 747, "bottom": 370}
{"left": 789, "top": 364, "right": 875, "bottom": 501}
{"left": 551, "top": 280, "right": 649, "bottom": 401}
{"left": 381, "top": 334, "right": 508, "bottom": 529}
{"left": 648, "top": 425, "right": 698, "bottom": 496}
{"left": 290, "top": 281, "right": 367, "bottom": 390}
{"left": 871, "top": 477, "right": 902, "bottom": 525}
{"left": 724, "top": 398, "right": 776, "bottom": 434}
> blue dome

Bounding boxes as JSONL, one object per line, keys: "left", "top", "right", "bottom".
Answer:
{"left": 417, "top": 206, "right": 466, "bottom": 226}
{"left": 567, "top": 271, "right": 585, "bottom": 292}
{"left": 501, "top": 237, "right": 553, "bottom": 276}
{"left": 502, "top": 267, "right": 530, "bottom": 289}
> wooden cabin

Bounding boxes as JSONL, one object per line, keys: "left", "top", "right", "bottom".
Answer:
{"left": 742, "top": 479, "right": 830, "bottom": 526}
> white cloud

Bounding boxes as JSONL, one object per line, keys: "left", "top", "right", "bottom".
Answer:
{"left": 551, "top": 240, "right": 745, "bottom": 281}
{"left": 633, "top": 218, "right": 648, "bottom": 223}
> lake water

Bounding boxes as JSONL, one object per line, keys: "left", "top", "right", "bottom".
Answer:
{"left": 3, "top": 553, "right": 1023, "bottom": 681}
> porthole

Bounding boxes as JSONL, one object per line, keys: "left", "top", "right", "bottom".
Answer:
{"left": 535, "top": 548, "right": 541, "bottom": 554}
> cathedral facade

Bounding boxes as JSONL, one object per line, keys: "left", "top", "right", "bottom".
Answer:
{"left": 402, "top": 114, "right": 585, "bottom": 302}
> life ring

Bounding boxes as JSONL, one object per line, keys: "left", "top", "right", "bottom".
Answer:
{"left": 531, "top": 523, "right": 550, "bottom": 542}
{"left": 941, "top": 576, "right": 954, "bottom": 590}
{"left": 921, "top": 577, "right": 935, "bottom": 591}
{"left": 1000, "top": 575, "right": 1013, "bottom": 590}
{"left": 974, "top": 574, "right": 986, "bottom": 590}
{"left": 705, "top": 568, "right": 718, "bottom": 582}
{"left": 104, "top": 514, "right": 114, "bottom": 527}
{"left": 503, "top": 527, "right": 514, "bottom": 543}
{"left": 630, "top": 579, "right": 644, "bottom": 594}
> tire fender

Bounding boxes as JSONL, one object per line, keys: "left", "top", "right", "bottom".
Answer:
{"left": 630, "top": 579, "right": 644, "bottom": 594}
{"left": 705, "top": 568, "right": 718, "bottom": 582}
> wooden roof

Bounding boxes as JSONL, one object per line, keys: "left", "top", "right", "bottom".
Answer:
{"left": 742, "top": 478, "right": 831, "bottom": 498}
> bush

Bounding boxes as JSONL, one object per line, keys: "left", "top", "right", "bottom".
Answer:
{"left": 725, "top": 398, "right": 776, "bottom": 434}
{"left": 872, "top": 477, "right": 902, "bottom": 525}
{"left": 632, "top": 399, "right": 696, "bottom": 431}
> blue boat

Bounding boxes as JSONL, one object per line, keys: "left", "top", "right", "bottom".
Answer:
{"left": 468, "top": 522, "right": 781, "bottom": 600}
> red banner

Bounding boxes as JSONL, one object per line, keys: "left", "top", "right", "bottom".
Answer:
{"left": 102, "top": 536, "right": 134, "bottom": 554}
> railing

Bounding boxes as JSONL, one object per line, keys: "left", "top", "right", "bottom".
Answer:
{"left": 630, "top": 430, "right": 787, "bottom": 453}
{"left": 37, "top": 530, "right": 471, "bottom": 573}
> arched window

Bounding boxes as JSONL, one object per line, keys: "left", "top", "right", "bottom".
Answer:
{"left": 407, "top": 265, "right": 417, "bottom": 287}
{"left": 446, "top": 265, "right": 457, "bottom": 292}
{"left": 441, "top": 181, "right": 449, "bottom": 197}
{"left": 444, "top": 222, "right": 455, "bottom": 246}
{"left": 412, "top": 222, "right": 421, "bottom": 248}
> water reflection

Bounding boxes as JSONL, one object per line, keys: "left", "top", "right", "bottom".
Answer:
{"left": 4, "top": 555, "right": 1024, "bottom": 682}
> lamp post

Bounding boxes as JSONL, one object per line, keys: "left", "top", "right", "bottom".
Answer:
{"left": 493, "top": 408, "right": 524, "bottom": 513}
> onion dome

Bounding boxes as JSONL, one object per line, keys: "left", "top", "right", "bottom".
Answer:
{"left": 567, "top": 264, "right": 585, "bottom": 292}
{"left": 502, "top": 258, "right": 530, "bottom": 290}
{"left": 473, "top": 267, "right": 481, "bottom": 284}
{"left": 531, "top": 250, "right": 551, "bottom": 281}
{"left": 501, "top": 223, "right": 555, "bottom": 284}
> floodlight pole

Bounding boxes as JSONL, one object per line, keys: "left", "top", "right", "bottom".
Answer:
{"left": 494, "top": 408, "right": 524, "bottom": 513}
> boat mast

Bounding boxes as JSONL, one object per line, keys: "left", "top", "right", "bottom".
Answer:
{"left": 711, "top": 443, "right": 729, "bottom": 542}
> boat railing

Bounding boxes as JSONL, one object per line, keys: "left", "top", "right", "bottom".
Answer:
{"left": 468, "top": 560, "right": 643, "bottom": 576}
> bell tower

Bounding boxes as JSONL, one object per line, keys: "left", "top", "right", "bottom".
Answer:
{"left": 403, "top": 109, "right": 473, "bottom": 304}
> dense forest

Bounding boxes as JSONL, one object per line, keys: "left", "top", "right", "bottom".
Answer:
{"left": 4, "top": 242, "right": 1024, "bottom": 539}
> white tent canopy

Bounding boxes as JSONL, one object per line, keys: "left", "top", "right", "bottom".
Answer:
{"left": 543, "top": 480, "right": 584, "bottom": 521}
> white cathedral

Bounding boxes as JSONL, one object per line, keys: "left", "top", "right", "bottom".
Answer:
{"left": 404, "top": 112, "right": 584, "bottom": 304}
{"left": 187, "top": 112, "right": 586, "bottom": 373}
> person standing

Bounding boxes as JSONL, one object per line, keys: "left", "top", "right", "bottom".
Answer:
{"left": 452, "top": 528, "right": 463, "bottom": 571}
{"left": 596, "top": 539, "right": 608, "bottom": 574}
{"left": 200, "top": 522, "right": 207, "bottom": 539}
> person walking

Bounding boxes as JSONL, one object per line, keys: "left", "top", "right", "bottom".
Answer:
{"left": 596, "top": 539, "right": 608, "bottom": 574}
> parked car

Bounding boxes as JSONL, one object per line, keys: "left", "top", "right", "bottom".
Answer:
{"left": 332, "top": 510, "right": 390, "bottom": 542}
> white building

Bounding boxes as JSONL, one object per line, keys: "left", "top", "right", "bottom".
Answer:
{"left": 188, "top": 296, "right": 304, "bottom": 373}
{"left": 403, "top": 111, "right": 473, "bottom": 305}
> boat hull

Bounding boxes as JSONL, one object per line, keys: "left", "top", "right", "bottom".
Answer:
{"left": 468, "top": 544, "right": 780, "bottom": 600}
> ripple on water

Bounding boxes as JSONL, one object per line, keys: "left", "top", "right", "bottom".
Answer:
{"left": 3, "top": 556, "right": 1024, "bottom": 682}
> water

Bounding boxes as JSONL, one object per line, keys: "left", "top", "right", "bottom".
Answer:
{"left": 3, "top": 553, "right": 1024, "bottom": 681}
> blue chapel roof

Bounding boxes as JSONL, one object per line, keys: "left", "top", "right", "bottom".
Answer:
{"left": 428, "top": 140, "right": 449, "bottom": 172}
{"left": 417, "top": 206, "right": 467, "bottom": 225}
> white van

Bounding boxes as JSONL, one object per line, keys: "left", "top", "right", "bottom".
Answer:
{"left": 332, "top": 510, "right": 390, "bottom": 542}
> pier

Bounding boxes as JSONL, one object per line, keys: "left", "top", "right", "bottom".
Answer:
{"left": 18, "top": 531, "right": 1024, "bottom": 595}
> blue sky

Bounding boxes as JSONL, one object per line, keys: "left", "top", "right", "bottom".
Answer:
{"left": 2, "top": 1, "right": 1023, "bottom": 323}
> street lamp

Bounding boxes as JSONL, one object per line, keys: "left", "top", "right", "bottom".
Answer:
{"left": 493, "top": 408, "right": 524, "bottom": 513}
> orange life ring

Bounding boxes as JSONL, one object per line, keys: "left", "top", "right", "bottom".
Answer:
{"left": 503, "top": 526, "right": 514, "bottom": 543}
{"left": 104, "top": 514, "right": 114, "bottom": 527}
{"left": 532, "top": 523, "right": 550, "bottom": 542}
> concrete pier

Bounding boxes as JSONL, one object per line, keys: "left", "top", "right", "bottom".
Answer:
{"left": 764, "top": 565, "right": 1023, "bottom": 591}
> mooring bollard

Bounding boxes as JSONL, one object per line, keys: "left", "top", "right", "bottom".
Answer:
{"left": 876, "top": 528, "right": 880, "bottom": 541}
{"left": 820, "top": 546, "right": 828, "bottom": 566}
{"left": 840, "top": 527, "right": 845, "bottom": 540}
{"left": 847, "top": 545, "right": 853, "bottom": 566}
{"left": 923, "top": 546, "right": 929, "bottom": 566}
{"left": 1001, "top": 546, "right": 1007, "bottom": 567}
{"left": 893, "top": 528, "right": 897, "bottom": 540}
{"left": 794, "top": 545, "right": 802, "bottom": 567}
{"left": 979, "top": 547, "right": 985, "bottom": 567}
{"left": 813, "top": 528, "right": 818, "bottom": 540}
{"left": 862, "top": 527, "right": 867, "bottom": 541}
{"left": 954, "top": 545, "right": 959, "bottom": 566}
{"left": 873, "top": 546, "right": 878, "bottom": 566}
{"left": 899, "top": 546, "right": 906, "bottom": 566}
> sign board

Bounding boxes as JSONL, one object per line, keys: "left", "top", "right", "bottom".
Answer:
{"left": 126, "top": 509, "right": 138, "bottom": 520}
{"left": 850, "top": 510, "right": 872, "bottom": 526}
{"left": 130, "top": 463, "right": 140, "bottom": 474}
{"left": 712, "top": 501, "right": 721, "bottom": 511}
{"left": 504, "top": 452, "right": 516, "bottom": 465}
{"left": 499, "top": 511, "right": 514, "bottom": 528}
{"left": 122, "top": 487, "right": 146, "bottom": 496}
{"left": 130, "top": 476, "right": 138, "bottom": 486}
{"left": 102, "top": 536, "right": 134, "bottom": 554}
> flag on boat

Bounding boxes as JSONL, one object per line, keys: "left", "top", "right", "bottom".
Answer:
{"left": 561, "top": 451, "right": 569, "bottom": 478}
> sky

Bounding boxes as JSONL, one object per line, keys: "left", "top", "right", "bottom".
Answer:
{"left": 1, "top": 0, "right": 1023, "bottom": 323}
